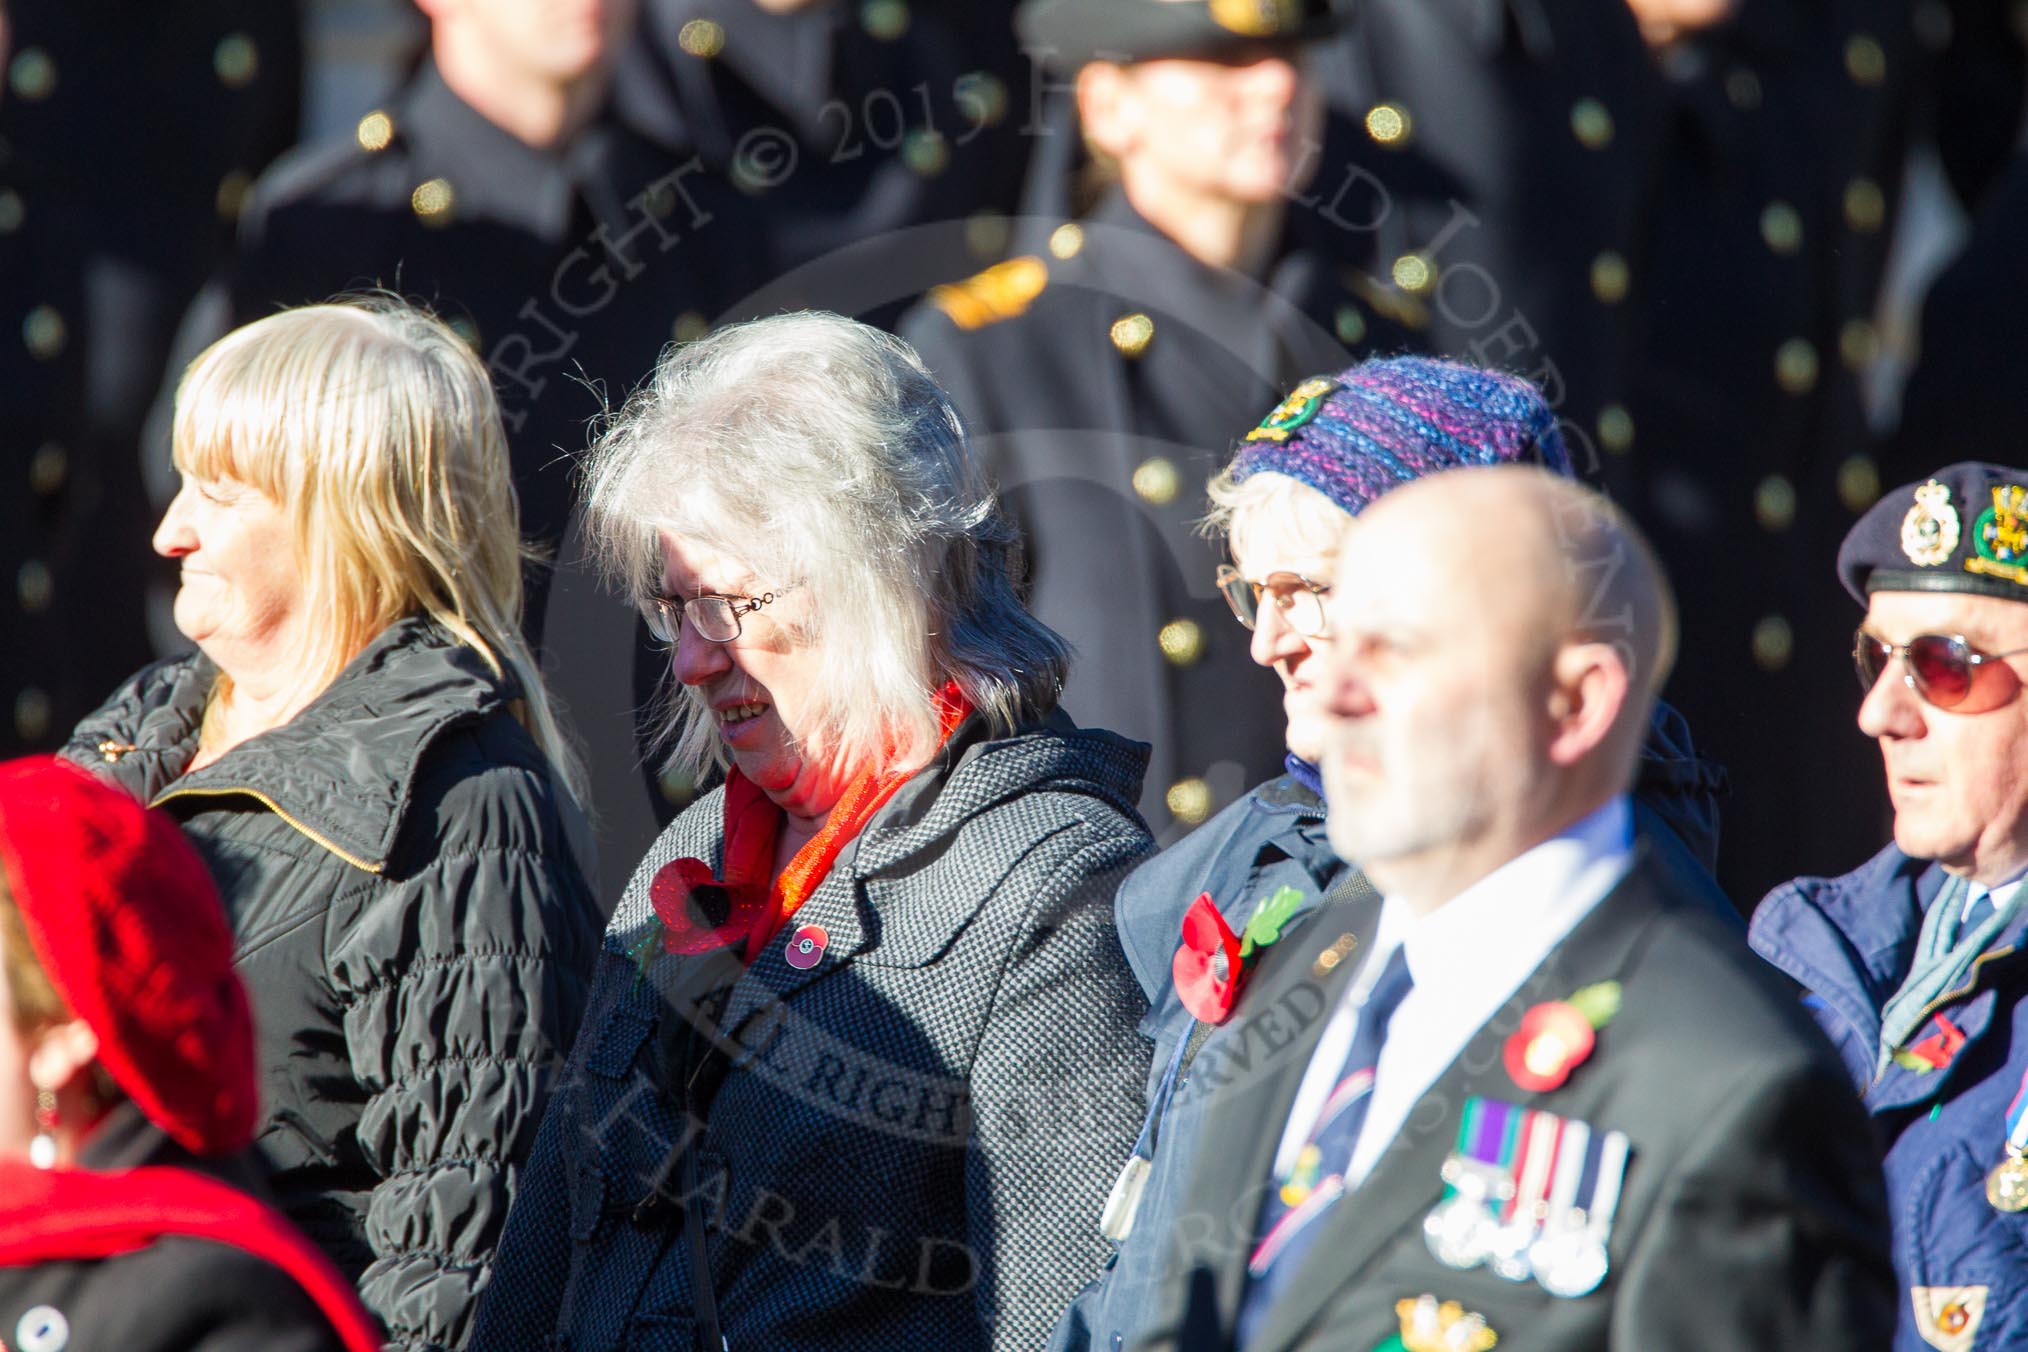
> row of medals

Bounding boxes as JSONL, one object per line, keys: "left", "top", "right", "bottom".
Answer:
{"left": 1421, "top": 1100, "right": 1630, "bottom": 1300}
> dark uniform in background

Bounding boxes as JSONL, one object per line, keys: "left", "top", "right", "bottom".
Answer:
{"left": 902, "top": 1, "right": 1357, "bottom": 840}
{"left": 614, "top": 0, "right": 1033, "bottom": 326}
{"left": 1618, "top": 0, "right": 1916, "bottom": 898}
{"left": 0, "top": 1, "right": 301, "bottom": 757}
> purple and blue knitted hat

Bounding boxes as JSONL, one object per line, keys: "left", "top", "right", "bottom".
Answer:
{"left": 1226, "top": 356, "right": 1572, "bottom": 515}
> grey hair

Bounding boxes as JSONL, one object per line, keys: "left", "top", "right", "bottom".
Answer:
{"left": 581, "top": 311, "right": 1072, "bottom": 778}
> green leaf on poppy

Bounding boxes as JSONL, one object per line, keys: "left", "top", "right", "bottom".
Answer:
{"left": 1891, "top": 1049, "right": 1939, "bottom": 1073}
{"left": 1239, "top": 885, "right": 1306, "bottom": 957}
{"left": 1568, "top": 980, "right": 1622, "bottom": 1029}
{"left": 626, "top": 919, "right": 664, "bottom": 986}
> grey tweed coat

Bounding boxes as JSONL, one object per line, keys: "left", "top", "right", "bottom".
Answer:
{"left": 471, "top": 714, "right": 1155, "bottom": 1352}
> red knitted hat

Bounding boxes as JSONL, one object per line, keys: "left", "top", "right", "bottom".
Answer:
{"left": 0, "top": 757, "right": 258, "bottom": 1156}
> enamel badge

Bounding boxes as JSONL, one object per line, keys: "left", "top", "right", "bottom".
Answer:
{"left": 784, "top": 923, "right": 828, "bottom": 970}
{"left": 1245, "top": 377, "right": 1340, "bottom": 443}
{"left": 1910, "top": 1285, "right": 1986, "bottom": 1352}
{"left": 1967, "top": 483, "right": 2028, "bottom": 587}
{"left": 1902, "top": 479, "right": 1961, "bottom": 567}
{"left": 1424, "top": 1096, "right": 1630, "bottom": 1298}
{"left": 1373, "top": 1294, "right": 1498, "bottom": 1352}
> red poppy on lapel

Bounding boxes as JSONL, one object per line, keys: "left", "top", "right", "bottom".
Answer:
{"left": 1505, "top": 1001, "right": 1598, "bottom": 1093}
{"left": 1174, "top": 892, "right": 1245, "bottom": 1023}
{"left": 649, "top": 857, "right": 769, "bottom": 955}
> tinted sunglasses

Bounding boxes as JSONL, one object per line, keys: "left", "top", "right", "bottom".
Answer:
{"left": 1853, "top": 629, "right": 2028, "bottom": 709}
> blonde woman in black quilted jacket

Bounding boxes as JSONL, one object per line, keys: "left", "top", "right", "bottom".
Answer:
{"left": 64, "top": 298, "right": 600, "bottom": 1351}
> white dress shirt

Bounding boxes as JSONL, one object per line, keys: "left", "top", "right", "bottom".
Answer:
{"left": 1272, "top": 797, "right": 1636, "bottom": 1190}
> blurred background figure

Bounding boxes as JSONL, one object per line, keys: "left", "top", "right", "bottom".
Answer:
{"left": 613, "top": 0, "right": 1033, "bottom": 325}
{"left": 0, "top": 756, "right": 381, "bottom": 1352}
{"left": 0, "top": 0, "right": 301, "bottom": 760}
{"left": 903, "top": 0, "right": 1359, "bottom": 843}
{"left": 63, "top": 301, "right": 599, "bottom": 1351}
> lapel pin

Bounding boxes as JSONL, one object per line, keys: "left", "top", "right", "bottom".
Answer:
{"left": 785, "top": 923, "right": 828, "bottom": 970}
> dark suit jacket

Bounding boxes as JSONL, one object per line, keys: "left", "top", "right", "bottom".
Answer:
{"left": 1134, "top": 842, "right": 1896, "bottom": 1352}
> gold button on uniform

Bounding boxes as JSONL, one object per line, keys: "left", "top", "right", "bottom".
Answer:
{"left": 1132, "top": 457, "right": 1180, "bottom": 506}
{"left": 861, "top": 0, "right": 910, "bottom": 40}
{"left": 1166, "top": 777, "right": 1212, "bottom": 826}
{"left": 678, "top": 19, "right": 726, "bottom": 57}
{"left": 1110, "top": 313, "right": 1155, "bottom": 358}
{"left": 1590, "top": 252, "right": 1629, "bottom": 304}
{"left": 357, "top": 110, "right": 395, "bottom": 152}
{"left": 1845, "top": 34, "right": 1886, "bottom": 85}
{"left": 13, "top": 690, "right": 51, "bottom": 743}
{"left": 1158, "top": 618, "right": 1205, "bottom": 666}
{"left": 1391, "top": 253, "right": 1435, "bottom": 294}
{"left": 673, "top": 311, "right": 710, "bottom": 343}
{"left": 16, "top": 561, "right": 51, "bottom": 613}
{"left": 0, "top": 191, "right": 23, "bottom": 235}
{"left": 9, "top": 49, "right": 56, "bottom": 101}
{"left": 214, "top": 33, "right": 258, "bottom": 88}
{"left": 22, "top": 307, "right": 66, "bottom": 361}
{"left": 1844, "top": 178, "right": 1885, "bottom": 233}
{"left": 1048, "top": 223, "right": 1085, "bottom": 260}
{"left": 1364, "top": 103, "right": 1411, "bottom": 147}
{"left": 411, "top": 178, "right": 455, "bottom": 225}
{"left": 956, "top": 71, "right": 1009, "bottom": 126}
{"left": 1759, "top": 201, "right": 1803, "bottom": 255}
{"left": 216, "top": 170, "right": 252, "bottom": 222}
{"left": 1752, "top": 615, "right": 1794, "bottom": 671}
{"left": 904, "top": 129, "right": 949, "bottom": 177}
{"left": 1335, "top": 305, "right": 1366, "bottom": 346}
{"left": 1775, "top": 338, "right": 1819, "bottom": 394}
{"left": 1840, "top": 318, "right": 1879, "bottom": 369}
{"left": 27, "top": 444, "right": 65, "bottom": 497}
{"left": 1838, "top": 455, "right": 1882, "bottom": 512}
{"left": 965, "top": 211, "right": 1009, "bottom": 260}
{"left": 1597, "top": 405, "right": 1634, "bottom": 454}
{"left": 1570, "top": 98, "right": 1614, "bottom": 150}
{"left": 1754, "top": 475, "right": 1797, "bottom": 531}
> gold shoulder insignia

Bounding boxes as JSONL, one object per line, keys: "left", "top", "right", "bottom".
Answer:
{"left": 927, "top": 256, "right": 1048, "bottom": 331}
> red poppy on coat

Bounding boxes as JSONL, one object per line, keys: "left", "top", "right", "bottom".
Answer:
{"left": 650, "top": 857, "right": 769, "bottom": 955}
{"left": 1173, "top": 892, "right": 1245, "bottom": 1024}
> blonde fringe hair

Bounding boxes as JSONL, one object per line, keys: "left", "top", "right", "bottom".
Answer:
{"left": 172, "top": 299, "right": 586, "bottom": 802}
{"left": 1201, "top": 466, "right": 1353, "bottom": 566}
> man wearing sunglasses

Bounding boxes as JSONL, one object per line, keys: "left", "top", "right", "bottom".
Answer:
{"left": 1751, "top": 460, "right": 2028, "bottom": 1352}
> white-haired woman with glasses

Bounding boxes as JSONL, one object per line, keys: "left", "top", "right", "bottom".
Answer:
{"left": 63, "top": 299, "right": 601, "bottom": 1351}
{"left": 472, "top": 311, "right": 1155, "bottom": 1352}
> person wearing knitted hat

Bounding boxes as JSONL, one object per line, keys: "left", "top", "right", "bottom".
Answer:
{"left": 0, "top": 756, "right": 382, "bottom": 1352}
{"left": 1750, "top": 462, "right": 2028, "bottom": 1352}
{"left": 1045, "top": 355, "right": 1727, "bottom": 1352}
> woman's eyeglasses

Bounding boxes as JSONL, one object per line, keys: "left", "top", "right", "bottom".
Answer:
{"left": 1215, "top": 565, "right": 1331, "bottom": 639}
{"left": 641, "top": 588, "right": 789, "bottom": 645}
{"left": 1853, "top": 629, "right": 2028, "bottom": 709}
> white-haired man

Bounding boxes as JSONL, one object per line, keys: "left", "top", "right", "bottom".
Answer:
{"left": 1136, "top": 465, "right": 1893, "bottom": 1350}
{"left": 1751, "top": 461, "right": 2028, "bottom": 1351}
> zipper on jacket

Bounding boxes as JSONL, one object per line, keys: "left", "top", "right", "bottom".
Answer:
{"left": 151, "top": 785, "right": 384, "bottom": 875}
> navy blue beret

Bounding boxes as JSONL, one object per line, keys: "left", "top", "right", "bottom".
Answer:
{"left": 1839, "top": 461, "right": 2028, "bottom": 604}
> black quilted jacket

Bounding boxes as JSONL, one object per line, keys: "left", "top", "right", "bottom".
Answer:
{"left": 63, "top": 617, "right": 600, "bottom": 1352}
{"left": 470, "top": 713, "right": 1155, "bottom": 1352}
